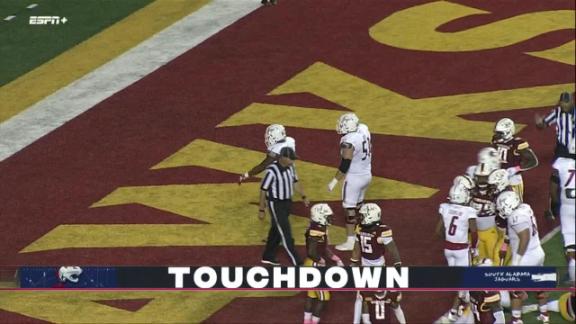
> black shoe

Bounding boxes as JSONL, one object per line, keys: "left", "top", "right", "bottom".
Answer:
{"left": 261, "top": 259, "right": 280, "bottom": 266}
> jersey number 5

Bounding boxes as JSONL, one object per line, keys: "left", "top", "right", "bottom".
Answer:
{"left": 361, "top": 137, "right": 372, "bottom": 161}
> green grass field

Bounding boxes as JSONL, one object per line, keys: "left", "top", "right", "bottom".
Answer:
{"left": 0, "top": 0, "right": 151, "bottom": 86}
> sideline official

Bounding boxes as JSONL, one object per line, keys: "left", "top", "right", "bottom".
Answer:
{"left": 259, "top": 147, "right": 309, "bottom": 266}
{"left": 535, "top": 91, "right": 575, "bottom": 160}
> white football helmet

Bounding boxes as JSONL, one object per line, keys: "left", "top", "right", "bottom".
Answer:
{"left": 359, "top": 203, "right": 381, "bottom": 226}
{"left": 58, "top": 266, "right": 83, "bottom": 283}
{"left": 477, "top": 147, "right": 501, "bottom": 170}
{"left": 453, "top": 175, "right": 475, "bottom": 190}
{"left": 496, "top": 191, "right": 520, "bottom": 217}
{"left": 264, "top": 124, "right": 286, "bottom": 149}
{"left": 448, "top": 184, "right": 471, "bottom": 204}
{"left": 488, "top": 169, "right": 509, "bottom": 192}
{"left": 474, "top": 148, "right": 500, "bottom": 180}
{"left": 336, "top": 113, "right": 359, "bottom": 135}
{"left": 493, "top": 118, "right": 515, "bottom": 143}
{"left": 310, "top": 203, "right": 333, "bottom": 226}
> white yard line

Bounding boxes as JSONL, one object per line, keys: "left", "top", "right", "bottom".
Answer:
{"left": 4, "top": 15, "right": 16, "bottom": 21}
{"left": 27, "top": 4, "right": 39, "bottom": 9}
{"left": 0, "top": 0, "right": 261, "bottom": 161}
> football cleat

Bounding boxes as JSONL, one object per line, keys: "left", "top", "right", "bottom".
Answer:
{"left": 536, "top": 313, "right": 550, "bottom": 324}
{"left": 260, "top": 259, "right": 280, "bottom": 266}
{"left": 335, "top": 240, "right": 355, "bottom": 251}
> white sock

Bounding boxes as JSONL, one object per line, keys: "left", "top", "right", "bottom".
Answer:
{"left": 393, "top": 306, "right": 406, "bottom": 324}
{"left": 312, "top": 316, "right": 320, "bottom": 324}
{"left": 500, "top": 290, "right": 510, "bottom": 308}
{"left": 304, "top": 312, "right": 312, "bottom": 321}
{"left": 353, "top": 294, "right": 363, "bottom": 324}
{"left": 511, "top": 309, "right": 522, "bottom": 319}
{"left": 493, "top": 310, "right": 505, "bottom": 324}
{"left": 547, "top": 300, "right": 559, "bottom": 312}
{"left": 347, "top": 236, "right": 355, "bottom": 243}
{"left": 361, "top": 313, "right": 371, "bottom": 324}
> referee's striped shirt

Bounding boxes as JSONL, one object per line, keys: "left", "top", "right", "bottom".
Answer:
{"left": 260, "top": 162, "right": 299, "bottom": 201}
{"left": 543, "top": 105, "right": 575, "bottom": 155}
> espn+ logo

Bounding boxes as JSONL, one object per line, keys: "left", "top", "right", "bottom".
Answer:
{"left": 29, "top": 16, "right": 68, "bottom": 25}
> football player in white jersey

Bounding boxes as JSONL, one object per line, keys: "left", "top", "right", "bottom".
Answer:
{"left": 496, "top": 191, "right": 549, "bottom": 324}
{"left": 239, "top": 124, "right": 297, "bottom": 183}
{"left": 436, "top": 184, "right": 478, "bottom": 322}
{"left": 437, "top": 184, "right": 479, "bottom": 266}
{"left": 548, "top": 157, "right": 575, "bottom": 288}
{"left": 328, "top": 113, "right": 373, "bottom": 251}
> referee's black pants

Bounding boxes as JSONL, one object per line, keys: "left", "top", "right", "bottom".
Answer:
{"left": 262, "top": 199, "right": 302, "bottom": 266}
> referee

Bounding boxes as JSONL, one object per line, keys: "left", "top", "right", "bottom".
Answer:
{"left": 259, "top": 147, "right": 310, "bottom": 266}
{"left": 535, "top": 91, "right": 575, "bottom": 160}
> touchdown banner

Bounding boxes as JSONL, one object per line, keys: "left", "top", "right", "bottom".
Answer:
{"left": 12, "top": 266, "right": 566, "bottom": 290}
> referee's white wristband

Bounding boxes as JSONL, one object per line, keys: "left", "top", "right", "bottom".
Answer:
{"left": 328, "top": 178, "right": 338, "bottom": 191}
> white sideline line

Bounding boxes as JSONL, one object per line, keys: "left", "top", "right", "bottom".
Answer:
{"left": 0, "top": 0, "right": 261, "bottom": 161}
{"left": 4, "top": 15, "right": 16, "bottom": 21}
{"left": 541, "top": 225, "right": 560, "bottom": 244}
{"left": 27, "top": 4, "right": 38, "bottom": 9}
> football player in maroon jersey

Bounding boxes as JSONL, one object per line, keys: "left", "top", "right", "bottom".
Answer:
{"left": 303, "top": 203, "right": 344, "bottom": 324}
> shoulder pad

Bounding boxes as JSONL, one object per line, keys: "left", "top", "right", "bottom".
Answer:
{"left": 517, "top": 140, "right": 529, "bottom": 150}
{"left": 308, "top": 229, "right": 326, "bottom": 237}
{"left": 379, "top": 225, "right": 392, "bottom": 237}
{"left": 340, "top": 142, "right": 353, "bottom": 149}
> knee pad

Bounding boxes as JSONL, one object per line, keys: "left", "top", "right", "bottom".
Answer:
{"left": 346, "top": 208, "right": 357, "bottom": 224}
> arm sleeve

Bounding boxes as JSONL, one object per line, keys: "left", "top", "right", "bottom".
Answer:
{"left": 543, "top": 109, "right": 557, "bottom": 126}
{"left": 380, "top": 227, "right": 394, "bottom": 245}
